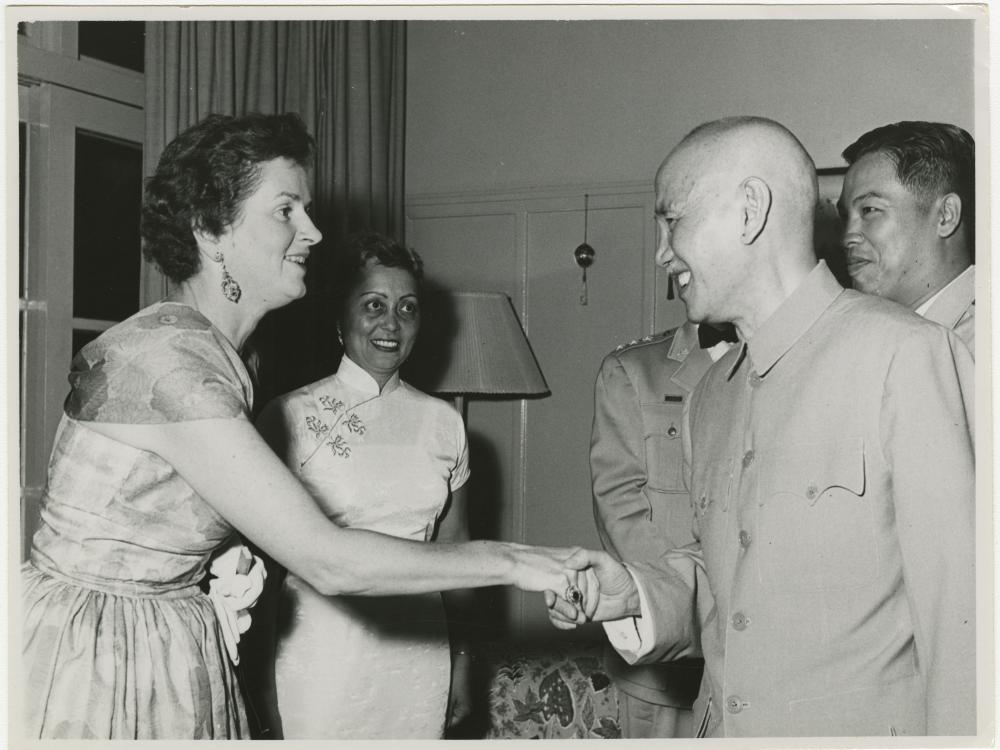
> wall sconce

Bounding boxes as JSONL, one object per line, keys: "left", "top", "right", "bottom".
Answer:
{"left": 574, "top": 193, "right": 595, "bottom": 305}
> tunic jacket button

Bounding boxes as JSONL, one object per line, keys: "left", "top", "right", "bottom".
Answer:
{"left": 742, "top": 450, "right": 755, "bottom": 469}
{"left": 726, "top": 696, "right": 745, "bottom": 714}
{"left": 667, "top": 425, "right": 678, "bottom": 437}
{"left": 738, "top": 530, "right": 751, "bottom": 548}
{"left": 732, "top": 612, "right": 749, "bottom": 630}
{"left": 805, "top": 483, "right": 819, "bottom": 500}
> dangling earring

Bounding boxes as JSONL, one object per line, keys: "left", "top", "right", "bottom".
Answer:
{"left": 217, "top": 255, "right": 241, "bottom": 304}
{"left": 336, "top": 327, "right": 344, "bottom": 346}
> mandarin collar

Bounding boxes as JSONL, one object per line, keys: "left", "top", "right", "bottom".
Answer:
{"left": 921, "top": 264, "right": 974, "bottom": 328}
{"left": 336, "top": 354, "right": 401, "bottom": 396}
{"left": 728, "top": 261, "right": 844, "bottom": 379}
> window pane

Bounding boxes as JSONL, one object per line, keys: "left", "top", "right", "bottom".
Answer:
{"left": 77, "top": 21, "right": 145, "bottom": 73}
{"left": 73, "top": 129, "right": 142, "bottom": 322}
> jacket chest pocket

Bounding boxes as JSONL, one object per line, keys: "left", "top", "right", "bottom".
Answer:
{"left": 756, "top": 437, "right": 875, "bottom": 594}
{"left": 643, "top": 402, "right": 685, "bottom": 492}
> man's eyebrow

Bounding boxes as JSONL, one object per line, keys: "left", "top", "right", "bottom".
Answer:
{"left": 848, "top": 190, "right": 886, "bottom": 205}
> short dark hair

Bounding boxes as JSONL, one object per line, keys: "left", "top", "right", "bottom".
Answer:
{"left": 141, "top": 112, "right": 315, "bottom": 283}
{"left": 331, "top": 231, "right": 424, "bottom": 315}
{"left": 842, "top": 121, "right": 974, "bottom": 248}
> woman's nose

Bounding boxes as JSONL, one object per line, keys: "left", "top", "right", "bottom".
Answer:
{"left": 382, "top": 310, "right": 400, "bottom": 330}
{"left": 299, "top": 214, "right": 323, "bottom": 246}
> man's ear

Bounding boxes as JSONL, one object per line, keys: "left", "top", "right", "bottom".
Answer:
{"left": 936, "top": 193, "right": 963, "bottom": 239}
{"left": 740, "top": 176, "right": 771, "bottom": 245}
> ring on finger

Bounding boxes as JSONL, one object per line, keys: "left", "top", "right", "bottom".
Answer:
{"left": 564, "top": 583, "right": 583, "bottom": 606}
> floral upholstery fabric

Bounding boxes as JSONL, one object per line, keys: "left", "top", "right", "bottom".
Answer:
{"left": 482, "top": 641, "right": 621, "bottom": 739}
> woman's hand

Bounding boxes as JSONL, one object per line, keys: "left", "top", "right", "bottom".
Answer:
{"left": 503, "top": 542, "right": 591, "bottom": 625}
{"left": 446, "top": 651, "right": 474, "bottom": 729}
{"left": 505, "top": 542, "right": 584, "bottom": 594}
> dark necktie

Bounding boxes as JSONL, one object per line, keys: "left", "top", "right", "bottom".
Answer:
{"left": 698, "top": 322, "right": 738, "bottom": 349}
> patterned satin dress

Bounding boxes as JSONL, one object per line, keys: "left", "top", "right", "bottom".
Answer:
{"left": 21, "top": 302, "right": 253, "bottom": 739}
{"left": 268, "top": 354, "right": 469, "bottom": 739}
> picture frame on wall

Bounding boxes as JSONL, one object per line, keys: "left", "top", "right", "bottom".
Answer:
{"left": 815, "top": 167, "right": 849, "bottom": 287}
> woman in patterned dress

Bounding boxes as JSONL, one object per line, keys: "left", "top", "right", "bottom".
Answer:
{"left": 20, "top": 113, "right": 587, "bottom": 740}
{"left": 261, "top": 233, "right": 474, "bottom": 738}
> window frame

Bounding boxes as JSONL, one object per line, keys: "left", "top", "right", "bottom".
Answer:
{"left": 17, "top": 21, "right": 145, "bottom": 553}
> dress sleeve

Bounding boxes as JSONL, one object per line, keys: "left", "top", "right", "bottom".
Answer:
{"left": 448, "top": 407, "right": 470, "bottom": 492}
{"left": 65, "top": 306, "right": 251, "bottom": 424}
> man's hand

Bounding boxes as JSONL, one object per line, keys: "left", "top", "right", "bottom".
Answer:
{"left": 545, "top": 549, "right": 640, "bottom": 629}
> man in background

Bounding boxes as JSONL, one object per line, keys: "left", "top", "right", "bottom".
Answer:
{"left": 551, "top": 116, "right": 975, "bottom": 737}
{"left": 839, "top": 121, "right": 975, "bottom": 353}
{"left": 590, "top": 320, "right": 734, "bottom": 737}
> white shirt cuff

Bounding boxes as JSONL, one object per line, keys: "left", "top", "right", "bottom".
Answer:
{"left": 602, "top": 564, "right": 656, "bottom": 662}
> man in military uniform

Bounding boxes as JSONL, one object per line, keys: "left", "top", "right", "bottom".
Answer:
{"left": 551, "top": 116, "right": 975, "bottom": 737}
{"left": 838, "top": 121, "right": 975, "bottom": 354}
{"left": 590, "top": 322, "right": 734, "bottom": 737}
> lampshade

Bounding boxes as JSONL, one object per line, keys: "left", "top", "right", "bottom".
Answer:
{"left": 404, "top": 291, "right": 549, "bottom": 396}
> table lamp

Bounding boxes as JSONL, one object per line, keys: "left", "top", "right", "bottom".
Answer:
{"left": 404, "top": 291, "right": 549, "bottom": 419}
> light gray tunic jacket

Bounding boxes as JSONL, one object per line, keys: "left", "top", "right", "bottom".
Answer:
{"left": 621, "top": 262, "right": 975, "bottom": 737}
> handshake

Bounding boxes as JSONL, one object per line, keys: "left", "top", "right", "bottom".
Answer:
{"left": 536, "top": 548, "right": 643, "bottom": 630}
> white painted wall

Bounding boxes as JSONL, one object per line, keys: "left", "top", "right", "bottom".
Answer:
{"left": 407, "top": 19, "right": 975, "bottom": 194}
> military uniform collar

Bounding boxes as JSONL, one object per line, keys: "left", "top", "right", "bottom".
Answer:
{"left": 729, "top": 260, "right": 843, "bottom": 379}
{"left": 336, "top": 353, "right": 401, "bottom": 396}
{"left": 667, "top": 321, "right": 715, "bottom": 391}
{"left": 666, "top": 321, "right": 700, "bottom": 362}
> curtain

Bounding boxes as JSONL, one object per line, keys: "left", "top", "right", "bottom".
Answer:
{"left": 142, "top": 21, "right": 406, "bottom": 403}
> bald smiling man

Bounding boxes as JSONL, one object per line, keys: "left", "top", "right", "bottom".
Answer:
{"left": 550, "top": 117, "right": 976, "bottom": 738}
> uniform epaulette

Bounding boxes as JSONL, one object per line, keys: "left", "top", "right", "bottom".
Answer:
{"left": 611, "top": 328, "right": 676, "bottom": 353}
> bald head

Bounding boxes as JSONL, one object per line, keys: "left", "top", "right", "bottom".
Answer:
{"left": 660, "top": 116, "right": 818, "bottom": 231}
{"left": 652, "top": 117, "right": 822, "bottom": 336}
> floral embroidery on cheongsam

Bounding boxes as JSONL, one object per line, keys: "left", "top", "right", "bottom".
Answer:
{"left": 318, "top": 395, "right": 345, "bottom": 415}
{"left": 343, "top": 413, "right": 366, "bottom": 435}
{"left": 305, "top": 415, "right": 330, "bottom": 438}
{"left": 327, "top": 434, "right": 351, "bottom": 458}
{"left": 299, "top": 395, "right": 371, "bottom": 466}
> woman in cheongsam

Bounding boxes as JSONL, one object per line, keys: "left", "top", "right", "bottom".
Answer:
{"left": 261, "top": 232, "right": 474, "bottom": 739}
